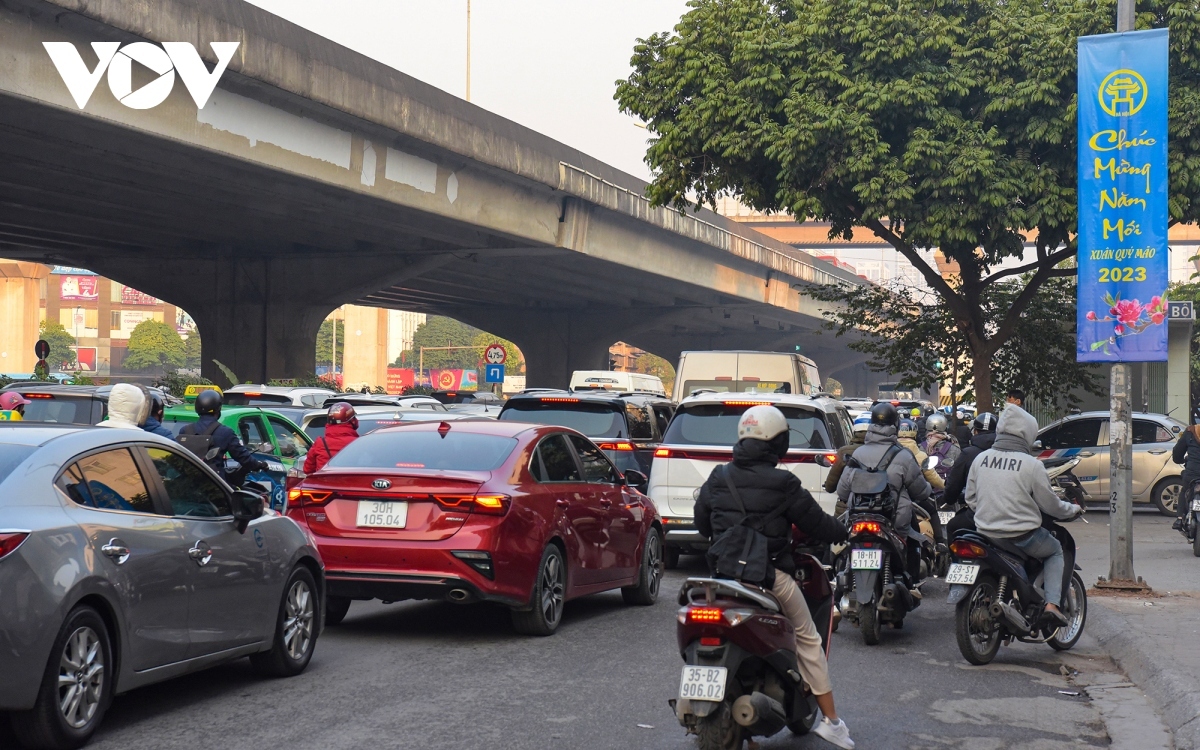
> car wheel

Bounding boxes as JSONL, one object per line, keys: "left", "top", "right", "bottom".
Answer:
{"left": 250, "top": 566, "right": 319, "bottom": 677}
{"left": 622, "top": 528, "right": 663, "bottom": 605}
{"left": 663, "top": 545, "right": 681, "bottom": 570}
{"left": 11, "top": 606, "right": 113, "bottom": 750}
{"left": 1153, "top": 477, "right": 1183, "bottom": 516}
{"left": 325, "top": 596, "right": 352, "bottom": 626}
{"left": 511, "top": 545, "right": 566, "bottom": 636}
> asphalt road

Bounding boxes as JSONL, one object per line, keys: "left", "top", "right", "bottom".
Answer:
{"left": 62, "top": 555, "right": 1130, "bottom": 750}
{"left": 1075, "top": 505, "right": 1198, "bottom": 593}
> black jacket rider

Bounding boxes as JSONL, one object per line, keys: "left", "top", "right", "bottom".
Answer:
{"left": 695, "top": 439, "right": 848, "bottom": 576}
{"left": 945, "top": 431, "right": 997, "bottom": 507}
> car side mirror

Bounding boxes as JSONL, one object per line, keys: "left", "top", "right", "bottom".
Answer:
{"left": 623, "top": 469, "right": 648, "bottom": 491}
{"left": 816, "top": 453, "right": 834, "bottom": 468}
{"left": 232, "top": 489, "right": 264, "bottom": 533}
{"left": 1033, "top": 440, "right": 1043, "bottom": 450}
{"left": 922, "top": 455, "right": 939, "bottom": 471}
{"left": 279, "top": 444, "right": 297, "bottom": 458}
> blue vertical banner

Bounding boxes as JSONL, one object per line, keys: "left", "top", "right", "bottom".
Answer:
{"left": 1077, "top": 29, "right": 1169, "bottom": 362}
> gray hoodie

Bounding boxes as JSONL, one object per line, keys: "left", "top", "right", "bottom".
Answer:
{"left": 965, "top": 405, "right": 1077, "bottom": 538}
{"left": 837, "top": 423, "right": 931, "bottom": 528}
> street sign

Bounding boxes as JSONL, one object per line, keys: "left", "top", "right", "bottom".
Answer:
{"left": 34, "top": 339, "right": 49, "bottom": 360}
{"left": 485, "top": 364, "right": 505, "bottom": 384}
{"left": 1169, "top": 301, "right": 1195, "bottom": 321}
{"left": 484, "top": 344, "right": 507, "bottom": 365}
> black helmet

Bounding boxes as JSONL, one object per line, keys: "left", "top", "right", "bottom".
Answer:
{"left": 195, "top": 389, "right": 222, "bottom": 416}
{"left": 869, "top": 401, "right": 898, "bottom": 428}
{"left": 149, "top": 391, "right": 165, "bottom": 417}
{"left": 972, "top": 412, "right": 997, "bottom": 433}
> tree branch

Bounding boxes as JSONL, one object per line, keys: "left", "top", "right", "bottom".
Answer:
{"left": 980, "top": 247, "right": 1075, "bottom": 286}
{"left": 988, "top": 262, "right": 1060, "bottom": 353}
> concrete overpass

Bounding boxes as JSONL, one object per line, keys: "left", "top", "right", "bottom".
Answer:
{"left": 0, "top": 0, "right": 871, "bottom": 387}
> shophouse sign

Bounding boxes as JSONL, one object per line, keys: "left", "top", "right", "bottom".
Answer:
{"left": 43, "top": 41, "right": 239, "bottom": 110}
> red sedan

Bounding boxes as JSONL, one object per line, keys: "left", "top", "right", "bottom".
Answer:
{"left": 287, "top": 420, "right": 663, "bottom": 635}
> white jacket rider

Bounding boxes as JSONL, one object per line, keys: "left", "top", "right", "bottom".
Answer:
{"left": 96, "top": 384, "right": 146, "bottom": 429}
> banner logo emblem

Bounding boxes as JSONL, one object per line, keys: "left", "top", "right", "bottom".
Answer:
{"left": 1099, "top": 69, "right": 1148, "bottom": 116}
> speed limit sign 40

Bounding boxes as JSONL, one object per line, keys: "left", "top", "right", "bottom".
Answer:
{"left": 484, "top": 343, "right": 507, "bottom": 365}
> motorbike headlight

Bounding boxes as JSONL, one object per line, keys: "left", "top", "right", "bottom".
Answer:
{"left": 722, "top": 608, "right": 755, "bottom": 626}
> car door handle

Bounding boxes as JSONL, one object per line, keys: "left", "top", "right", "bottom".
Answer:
{"left": 555, "top": 499, "right": 570, "bottom": 509}
{"left": 188, "top": 541, "right": 213, "bottom": 567}
{"left": 1079, "top": 451, "right": 1096, "bottom": 457}
{"left": 1149, "top": 449, "right": 1168, "bottom": 455}
{"left": 100, "top": 539, "right": 130, "bottom": 565}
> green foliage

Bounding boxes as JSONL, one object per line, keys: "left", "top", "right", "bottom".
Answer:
{"left": 267, "top": 374, "right": 343, "bottom": 391}
{"left": 211, "top": 359, "right": 240, "bottom": 388}
{"left": 634, "top": 352, "right": 676, "bottom": 396}
{"left": 1167, "top": 281, "right": 1200, "bottom": 400}
{"left": 398, "top": 316, "right": 482, "bottom": 370}
{"left": 616, "top": 0, "right": 1200, "bottom": 410}
{"left": 123, "top": 320, "right": 185, "bottom": 372}
{"left": 182, "top": 329, "right": 202, "bottom": 369}
{"left": 315, "top": 319, "right": 344, "bottom": 370}
{"left": 38, "top": 319, "right": 77, "bottom": 369}
{"left": 471, "top": 332, "right": 526, "bottom": 375}
{"left": 401, "top": 384, "right": 434, "bottom": 396}
{"left": 823, "top": 377, "right": 843, "bottom": 398}
{"left": 153, "top": 372, "right": 213, "bottom": 398}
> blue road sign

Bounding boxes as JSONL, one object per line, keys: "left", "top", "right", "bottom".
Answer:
{"left": 485, "top": 364, "right": 505, "bottom": 384}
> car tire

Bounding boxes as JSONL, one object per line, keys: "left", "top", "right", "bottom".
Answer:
{"left": 622, "top": 528, "right": 663, "bottom": 606}
{"left": 11, "top": 606, "right": 113, "bottom": 750}
{"left": 250, "top": 566, "right": 319, "bottom": 677}
{"left": 325, "top": 596, "right": 352, "bottom": 626}
{"left": 511, "top": 545, "right": 566, "bottom": 636}
{"left": 1153, "top": 477, "right": 1184, "bottom": 516}
{"left": 663, "top": 545, "right": 681, "bottom": 570}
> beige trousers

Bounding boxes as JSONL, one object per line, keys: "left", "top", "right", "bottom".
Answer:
{"left": 770, "top": 568, "right": 833, "bottom": 696}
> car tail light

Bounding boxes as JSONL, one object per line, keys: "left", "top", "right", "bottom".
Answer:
{"left": 699, "top": 637, "right": 722, "bottom": 646}
{"left": 722, "top": 401, "right": 765, "bottom": 406}
{"left": 434, "top": 493, "right": 512, "bottom": 516}
{"left": 0, "top": 532, "right": 29, "bottom": 560}
{"left": 654, "top": 448, "right": 670, "bottom": 458}
{"left": 23, "top": 393, "right": 52, "bottom": 399}
{"left": 540, "top": 397, "right": 579, "bottom": 403}
{"left": 686, "top": 606, "right": 723, "bottom": 623}
{"left": 950, "top": 540, "right": 988, "bottom": 559}
{"left": 852, "top": 520, "right": 881, "bottom": 535}
{"left": 597, "top": 442, "right": 635, "bottom": 451}
{"left": 288, "top": 489, "right": 333, "bottom": 507}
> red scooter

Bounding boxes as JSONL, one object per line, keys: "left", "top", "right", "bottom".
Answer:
{"left": 670, "top": 547, "right": 834, "bottom": 750}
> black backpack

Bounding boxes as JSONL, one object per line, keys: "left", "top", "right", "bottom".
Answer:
{"left": 845, "top": 443, "right": 904, "bottom": 517}
{"left": 705, "top": 465, "right": 793, "bottom": 588}
{"left": 178, "top": 420, "right": 222, "bottom": 464}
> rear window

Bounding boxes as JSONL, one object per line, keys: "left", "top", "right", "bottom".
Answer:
{"left": 499, "top": 401, "right": 625, "bottom": 438}
{"left": 663, "top": 403, "right": 833, "bottom": 449}
{"left": 681, "top": 380, "right": 792, "bottom": 397}
{"left": 19, "top": 396, "right": 96, "bottom": 425}
{"left": 0, "top": 444, "right": 35, "bottom": 485}
{"left": 327, "top": 430, "right": 517, "bottom": 471}
{"left": 224, "top": 393, "right": 291, "bottom": 406}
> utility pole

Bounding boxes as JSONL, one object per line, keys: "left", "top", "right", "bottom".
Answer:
{"left": 465, "top": 0, "right": 472, "bottom": 102}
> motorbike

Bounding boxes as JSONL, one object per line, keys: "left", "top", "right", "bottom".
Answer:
{"left": 670, "top": 549, "right": 833, "bottom": 750}
{"left": 1042, "top": 456, "right": 1087, "bottom": 507}
{"left": 945, "top": 503, "right": 1087, "bottom": 665}
{"left": 1177, "top": 477, "right": 1200, "bottom": 556}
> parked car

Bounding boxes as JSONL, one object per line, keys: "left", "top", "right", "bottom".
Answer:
{"left": 161, "top": 404, "right": 313, "bottom": 511}
{"left": 300, "top": 406, "right": 478, "bottom": 439}
{"left": 1036, "top": 411, "right": 1186, "bottom": 514}
{"left": 840, "top": 397, "right": 874, "bottom": 417}
{"left": 431, "top": 390, "right": 503, "bottom": 405}
{"left": 287, "top": 420, "right": 662, "bottom": 635}
{"left": 0, "top": 425, "right": 323, "bottom": 749}
{"left": 646, "top": 391, "right": 852, "bottom": 567}
{"left": 0, "top": 384, "right": 169, "bottom": 426}
{"left": 672, "top": 350, "right": 821, "bottom": 401}
{"left": 223, "top": 385, "right": 338, "bottom": 408}
{"left": 497, "top": 389, "right": 675, "bottom": 474}
{"left": 320, "top": 394, "right": 448, "bottom": 410}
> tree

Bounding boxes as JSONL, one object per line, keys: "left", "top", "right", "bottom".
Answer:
{"left": 616, "top": 0, "right": 1200, "bottom": 412}
{"left": 634, "top": 352, "right": 676, "bottom": 395}
{"left": 315, "top": 319, "right": 344, "bottom": 371}
{"left": 1167, "top": 280, "right": 1200, "bottom": 406}
{"left": 472, "top": 332, "right": 525, "bottom": 375}
{"left": 400, "top": 316, "right": 482, "bottom": 370}
{"left": 823, "top": 377, "right": 843, "bottom": 398}
{"left": 182, "top": 329, "right": 202, "bottom": 369}
{"left": 38, "top": 319, "right": 76, "bottom": 370}
{"left": 123, "top": 320, "right": 186, "bottom": 371}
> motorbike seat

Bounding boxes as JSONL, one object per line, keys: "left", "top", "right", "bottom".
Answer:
{"left": 984, "top": 535, "right": 1031, "bottom": 560}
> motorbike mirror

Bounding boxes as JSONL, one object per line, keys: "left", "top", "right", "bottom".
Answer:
{"left": 922, "top": 455, "right": 939, "bottom": 471}
{"left": 224, "top": 457, "right": 241, "bottom": 474}
{"left": 256, "top": 442, "right": 275, "bottom": 454}
{"left": 1033, "top": 440, "right": 1043, "bottom": 450}
{"left": 623, "top": 469, "right": 648, "bottom": 491}
{"left": 231, "top": 489, "right": 264, "bottom": 533}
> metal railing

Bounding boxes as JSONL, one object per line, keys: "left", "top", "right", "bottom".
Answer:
{"left": 557, "top": 163, "right": 860, "bottom": 289}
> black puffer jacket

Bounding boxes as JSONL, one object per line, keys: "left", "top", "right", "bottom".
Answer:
{"left": 944, "top": 431, "right": 997, "bottom": 506}
{"left": 1173, "top": 426, "right": 1200, "bottom": 479}
{"left": 695, "top": 439, "right": 848, "bottom": 574}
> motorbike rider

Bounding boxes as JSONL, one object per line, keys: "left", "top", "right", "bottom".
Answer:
{"left": 910, "top": 407, "right": 927, "bottom": 444}
{"left": 179, "top": 389, "right": 267, "bottom": 482}
{"left": 920, "top": 412, "right": 960, "bottom": 481}
{"left": 825, "top": 421, "right": 868, "bottom": 498}
{"left": 953, "top": 408, "right": 974, "bottom": 448}
{"left": 836, "top": 402, "right": 932, "bottom": 588}
{"left": 897, "top": 418, "right": 945, "bottom": 545}
{"left": 0, "top": 391, "right": 30, "bottom": 419}
{"left": 140, "top": 391, "right": 174, "bottom": 438}
{"left": 965, "top": 404, "right": 1082, "bottom": 626}
{"left": 303, "top": 402, "right": 360, "bottom": 474}
{"left": 1171, "top": 416, "right": 1200, "bottom": 530}
{"left": 694, "top": 405, "right": 854, "bottom": 749}
{"left": 96, "top": 383, "right": 145, "bottom": 429}
{"left": 944, "top": 412, "right": 997, "bottom": 537}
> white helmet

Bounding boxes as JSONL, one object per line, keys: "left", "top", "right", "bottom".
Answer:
{"left": 737, "top": 404, "right": 789, "bottom": 441}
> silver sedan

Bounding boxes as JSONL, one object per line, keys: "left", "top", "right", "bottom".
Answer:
{"left": 0, "top": 425, "right": 325, "bottom": 749}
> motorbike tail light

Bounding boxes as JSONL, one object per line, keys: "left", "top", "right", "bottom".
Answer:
{"left": 852, "top": 520, "right": 881, "bottom": 535}
{"left": 434, "top": 493, "right": 512, "bottom": 516}
{"left": 699, "top": 637, "right": 722, "bottom": 646}
{"left": 288, "top": 490, "right": 333, "bottom": 507}
{"left": 654, "top": 448, "right": 670, "bottom": 458}
{"left": 597, "top": 442, "right": 635, "bottom": 451}
{"left": 687, "top": 607, "right": 723, "bottom": 623}
{"left": 0, "top": 532, "right": 30, "bottom": 560}
{"left": 950, "top": 540, "right": 988, "bottom": 559}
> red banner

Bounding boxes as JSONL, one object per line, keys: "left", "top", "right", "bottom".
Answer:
{"left": 60, "top": 276, "right": 97, "bottom": 301}
{"left": 386, "top": 368, "right": 415, "bottom": 393}
{"left": 120, "top": 286, "right": 158, "bottom": 305}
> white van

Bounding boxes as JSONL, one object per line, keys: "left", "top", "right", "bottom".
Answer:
{"left": 672, "top": 351, "right": 821, "bottom": 402}
{"left": 569, "top": 370, "right": 667, "bottom": 397}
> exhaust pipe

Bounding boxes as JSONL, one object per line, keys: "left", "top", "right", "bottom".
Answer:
{"left": 882, "top": 583, "right": 914, "bottom": 611}
{"left": 997, "top": 600, "right": 1031, "bottom": 634}
{"left": 447, "top": 588, "right": 471, "bottom": 603}
{"left": 731, "top": 692, "right": 787, "bottom": 737}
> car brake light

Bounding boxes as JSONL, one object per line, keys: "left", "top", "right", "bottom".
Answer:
{"left": 245, "top": 392, "right": 262, "bottom": 397}
{"left": 687, "top": 606, "right": 723, "bottom": 623}
{"left": 598, "top": 442, "right": 635, "bottom": 451}
{"left": 723, "top": 401, "right": 765, "bottom": 406}
{"left": 0, "top": 532, "right": 29, "bottom": 559}
{"left": 852, "top": 520, "right": 881, "bottom": 535}
{"left": 950, "top": 540, "right": 988, "bottom": 558}
{"left": 654, "top": 448, "right": 670, "bottom": 458}
{"left": 540, "top": 397, "right": 579, "bottom": 403}
{"left": 23, "top": 393, "right": 52, "bottom": 399}
{"left": 699, "top": 637, "right": 722, "bottom": 646}
{"left": 434, "top": 493, "right": 512, "bottom": 515}
{"left": 288, "top": 490, "right": 333, "bottom": 507}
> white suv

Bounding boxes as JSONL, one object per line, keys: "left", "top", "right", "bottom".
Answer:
{"left": 647, "top": 391, "right": 854, "bottom": 567}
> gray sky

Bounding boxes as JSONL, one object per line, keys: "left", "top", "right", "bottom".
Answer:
{"left": 244, "top": 0, "right": 690, "bottom": 181}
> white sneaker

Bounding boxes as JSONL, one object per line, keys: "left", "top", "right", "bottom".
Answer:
{"left": 813, "top": 716, "right": 855, "bottom": 749}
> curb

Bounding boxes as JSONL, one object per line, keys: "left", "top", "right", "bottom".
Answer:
{"left": 1089, "top": 598, "right": 1200, "bottom": 749}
